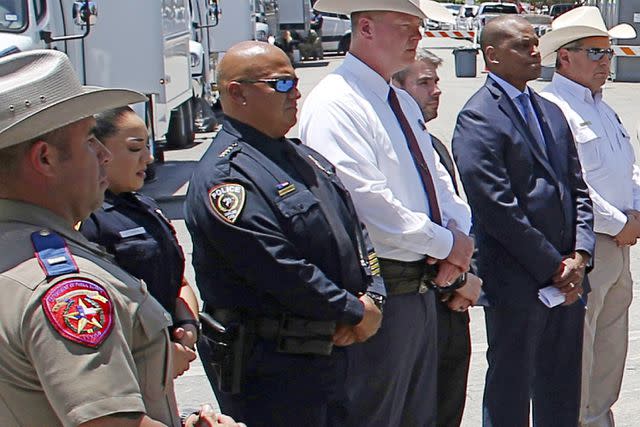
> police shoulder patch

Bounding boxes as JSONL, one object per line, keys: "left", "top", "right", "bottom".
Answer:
{"left": 208, "top": 183, "right": 246, "bottom": 224}
{"left": 41, "top": 278, "right": 114, "bottom": 348}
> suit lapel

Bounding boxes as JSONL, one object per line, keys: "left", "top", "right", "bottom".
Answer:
{"left": 487, "top": 80, "right": 558, "bottom": 182}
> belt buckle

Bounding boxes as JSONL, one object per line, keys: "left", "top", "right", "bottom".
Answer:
{"left": 419, "top": 271, "right": 435, "bottom": 294}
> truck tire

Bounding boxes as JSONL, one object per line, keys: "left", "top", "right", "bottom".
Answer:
{"left": 166, "top": 100, "right": 195, "bottom": 149}
{"left": 338, "top": 34, "right": 351, "bottom": 55}
{"left": 192, "top": 97, "right": 218, "bottom": 133}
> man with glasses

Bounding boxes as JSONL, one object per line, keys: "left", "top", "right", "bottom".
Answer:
{"left": 185, "top": 41, "right": 384, "bottom": 427}
{"left": 539, "top": 7, "right": 638, "bottom": 427}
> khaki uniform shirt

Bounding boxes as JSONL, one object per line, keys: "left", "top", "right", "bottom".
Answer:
{"left": 0, "top": 200, "right": 180, "bottom": 427}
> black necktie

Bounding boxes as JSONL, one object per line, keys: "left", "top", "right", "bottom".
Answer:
{"left": 388, "top": 88, "right": 442, "bottom": 226}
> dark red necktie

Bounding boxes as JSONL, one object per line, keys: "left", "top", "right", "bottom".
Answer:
{"left": 388, "top": 88, "right": 442, "bottom": 226}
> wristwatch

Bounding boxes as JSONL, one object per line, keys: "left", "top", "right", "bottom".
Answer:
{"left": 437, "top": 272, "right": 468, "bottom": 294}
{"left": 366, "top": 291, "right": 386, "bottom": 312}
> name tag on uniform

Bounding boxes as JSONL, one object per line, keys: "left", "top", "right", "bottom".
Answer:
{"left": 119, "top": 227, "right": 146, "bottom": 238}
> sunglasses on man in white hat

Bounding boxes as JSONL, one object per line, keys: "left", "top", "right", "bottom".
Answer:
{"left": 0, "top": 50, "right": 146, "bottom": 150}
{"left": 539, "top": 6, "right": 636, "bottom": 66}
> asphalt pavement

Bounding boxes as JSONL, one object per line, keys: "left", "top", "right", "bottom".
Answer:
{"left": 148, "top": 37, "right": 640, "bottom": 425}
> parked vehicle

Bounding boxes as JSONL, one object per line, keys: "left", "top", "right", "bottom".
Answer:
{"left": 472, "top": 2, "right": 519, "bottom": 30}
{"left": 0, "top": 0, "right": 210, "bottom": 157}
{"left": 317, "top": 11, "right": 350, "bottom": 54}
{"left": 549, "top": 3, "right": 578, "bottom": 19}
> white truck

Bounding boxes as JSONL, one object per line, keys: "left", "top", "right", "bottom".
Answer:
{"left": 201, "top": 0, "right": 274, "bottom": 107}
{"left": 0, "top": 0, "right": 210, "bottom": 159}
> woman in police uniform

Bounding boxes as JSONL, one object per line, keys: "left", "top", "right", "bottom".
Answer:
{"left": 80, "top": 106, "right": 200, "bottom": 378}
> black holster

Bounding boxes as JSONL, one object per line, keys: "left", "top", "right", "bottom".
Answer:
{"left": 200, "top": 312, "right": 248, "bottom": 395}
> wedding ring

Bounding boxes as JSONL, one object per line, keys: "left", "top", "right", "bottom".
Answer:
{"left": 569, "top": 283, "right": 575, "bottom": 289}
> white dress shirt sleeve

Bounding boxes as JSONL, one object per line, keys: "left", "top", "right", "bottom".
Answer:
{"left": 585, "top": 181, "right": 627, "bottom": 236}
{"left": 301, "top": 99, "right": 455, "bottom": 260}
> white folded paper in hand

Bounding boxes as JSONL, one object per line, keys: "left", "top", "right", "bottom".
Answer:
{"left": 538, "top": 285, "right": 565, "bottom": 308}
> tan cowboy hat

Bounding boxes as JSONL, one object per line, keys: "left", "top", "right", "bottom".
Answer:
{"left": 539, "top": 6, "right": 637, "bottom": 66}
{"left": 313, "top": 0, "right": 455, "bottom": 24}
{"left": 0, "top": 49, "right": 147, "bottom": 149}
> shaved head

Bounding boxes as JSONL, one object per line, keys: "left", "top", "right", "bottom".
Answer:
{"left": 218, "top": 41, "right": 291, "bottom": 98}
{"left": 217, "top": 40, "right": 300, "bottom": 138}
{"left": 480, "top": 15, "right": 541, "bottom": 89}
{"left": 481, "top": 15, "right": 530, "bottom": 53}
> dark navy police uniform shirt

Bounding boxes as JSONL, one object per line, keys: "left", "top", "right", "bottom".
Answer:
{"left": 184, "top": 116, "right": 384, "bottom": 323}
{"left": 80, "top": 191, "right": 185, "bottom": 318}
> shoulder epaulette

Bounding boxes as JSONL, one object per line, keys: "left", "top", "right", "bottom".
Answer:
{"left": 31, "top": 230, "right": 79, "bottom": 280}
{"left": 218, "top": 142, "right": 240, "bottom": 158}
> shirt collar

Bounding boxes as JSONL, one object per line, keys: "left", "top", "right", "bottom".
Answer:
{"left": 342, "top": 53, "right": 393, "bottom": 102}
{"left": 222, "top": 115, "right": 291, "bottom": 158}
{"left": 551, "top": 72, "right": 602, "bottom": 105}
{"left": 489, "top": 72, "right": 532, "bottom": 100}
{"left": 102, "top": 190, "right": 138, "bottom": 210}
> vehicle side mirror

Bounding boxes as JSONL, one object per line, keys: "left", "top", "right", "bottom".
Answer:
{"left": 72, "top": 1, "right": 97, "bottom": 26}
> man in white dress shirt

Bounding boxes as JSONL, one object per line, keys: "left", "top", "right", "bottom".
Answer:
{"left": 300, "top": 1, "right": 474, "bottom": 425}
{"left": 539, "top": 7, "right": 640, "bottom": 427}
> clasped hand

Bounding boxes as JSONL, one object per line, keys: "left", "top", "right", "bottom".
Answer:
{"left": 613, "top": 210, "right": 640, "bottom": 247}
{"left": 333, "top": 294, "right": 382, "bottom": 347}
{"left": 552, "top": 251, "right": 589, "bottom": 306}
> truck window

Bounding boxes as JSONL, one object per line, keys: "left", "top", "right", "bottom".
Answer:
{"left": 482, "top": 5, "right": 518, "bottom": 14}
{"left": 32, "top": 0, "right": 44, "bottom": 22}
{"left": 0, "top": 0, "right": 27, "bottom": 32}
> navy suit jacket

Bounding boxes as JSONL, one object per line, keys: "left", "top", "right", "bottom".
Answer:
{"left": 452, "top": 77, "right": 595, "bottom": 307}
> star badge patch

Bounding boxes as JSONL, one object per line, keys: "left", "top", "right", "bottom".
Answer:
{"left": 208, "top": 183, "right": 246, "bottom": 224}
{"left": 41, "top": 278, "right": 114, "bottom": 348}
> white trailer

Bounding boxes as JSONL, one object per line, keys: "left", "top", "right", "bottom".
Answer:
{"left": 0, "top": 0, "right": 206, "bottom": 156}
{"left": 585, "top": 0, "right": 640, "bottom": 82}
{"left": 278, "top": 0, "right": 312, "bottom": 34}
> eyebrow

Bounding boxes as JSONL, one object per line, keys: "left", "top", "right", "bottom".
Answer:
{"left": 126, "top": 137, "right": 147, "bottom": 142}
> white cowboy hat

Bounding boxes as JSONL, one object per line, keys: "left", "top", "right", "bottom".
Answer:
{"left": 539, "top": 6, "right": 637, "bottom": 66}
{"left": 0, "top": 49, "right": 146, "bottom": 149}
{"left": 313, "top": 0, "right": 455, "bottom": 24}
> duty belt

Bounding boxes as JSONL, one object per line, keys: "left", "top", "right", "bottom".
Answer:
{"left": 378, "top": 258, "right": 438, "bottom": 296}
{"left": 209, "top": 308, "right": 336, "bottom": 356}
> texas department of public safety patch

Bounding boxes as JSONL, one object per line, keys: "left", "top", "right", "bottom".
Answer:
{"left": 41, "top": 278, "right": 114, "bottom": 348}
{"left": 208, "top": 183, "right": 246, "bottom": 224}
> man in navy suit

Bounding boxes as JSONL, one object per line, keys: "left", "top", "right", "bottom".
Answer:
{"left": 452, "top": 16, "right": 595, "bottom": 426}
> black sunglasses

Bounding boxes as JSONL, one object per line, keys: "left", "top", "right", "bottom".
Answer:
{"left": 236, "top": 77, "right": 299, "bottom": 93}
{"left": 565, "top": 47, "right": 615, "bottom": 61}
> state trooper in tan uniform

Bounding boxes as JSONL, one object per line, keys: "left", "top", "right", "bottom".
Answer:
{"left": 0, "top": 50, "right": 244, "bottom": 427}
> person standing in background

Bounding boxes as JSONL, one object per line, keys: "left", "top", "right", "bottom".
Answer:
{"left": 185, "top": 41, "right": 383, "bottom": 427}
{"left": 300, "top": 1, "right": 474, "bottom": 425}
{"left": 539, "top": 6, "right": 639, "bottom": 426}
{"left": 452, "top": 16, "right": 595, "bottom": 426}
{"left": 393, "top": 47, "right": 482, "bottom": 427}
{"left": 80, "top": 106, "right": 201, "bottom": 379}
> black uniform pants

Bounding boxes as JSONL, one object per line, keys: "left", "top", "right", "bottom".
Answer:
{"left": 436, "top": 298, "right": 471, "bottom": 427}
{"left": 199, "top": 337, "right": 349, "bottom": 427}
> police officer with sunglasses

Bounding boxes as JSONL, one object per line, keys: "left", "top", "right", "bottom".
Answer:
{"left": 184, "top": 41, "right": 385, "bottom": 427}
{"left": 539, "top": 6, "right": 639, "bottom": 426}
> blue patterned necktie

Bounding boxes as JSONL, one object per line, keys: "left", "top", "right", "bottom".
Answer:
{"left": 517, "top": 92, "right": 547, "bottom": 157}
